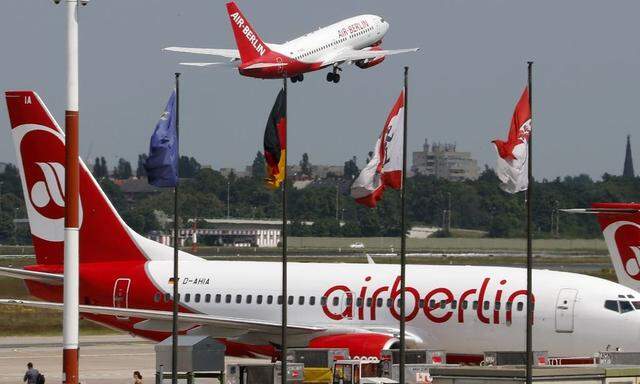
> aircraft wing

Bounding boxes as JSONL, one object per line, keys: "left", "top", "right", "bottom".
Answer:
{"left": 0, "top": 299, "right": 324, "bottom": 335}
{"left": 321, "top": 47, "right": 419, "bottom": 66}
{"left": 163, "top": 47, "right": 240, "bottom": 60}
{"left": 0, "top": 267, "right": 63, "bottom": 286}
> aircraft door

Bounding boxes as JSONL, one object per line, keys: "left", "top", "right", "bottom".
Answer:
{"left": 555, "top": 288, "right": 578, "bottom": 333}
{"left": 113, "top": 278, "right": 131, "bottom": 320}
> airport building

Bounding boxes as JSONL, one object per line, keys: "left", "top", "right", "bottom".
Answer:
{"left": 412, "top": 139, "right": 480, "bottom": 181}
{"left": 149, "top": 219, "right": 283, "bottom": 248}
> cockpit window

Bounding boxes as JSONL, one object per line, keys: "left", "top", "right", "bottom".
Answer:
{"left": 620, "top": 301, "right": 634, "bottom": 313}
{"left": 605, "top": 300, "right": 619, "bottom": 312}
{"left": 605, "top": 299, "right": 637, "bottom": 314}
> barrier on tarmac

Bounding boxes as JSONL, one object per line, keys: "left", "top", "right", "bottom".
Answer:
{"left": 155, "top": 335, "right": 225, "bottom": 383}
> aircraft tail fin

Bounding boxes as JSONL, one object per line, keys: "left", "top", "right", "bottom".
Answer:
{"left": 4, "top": 91, "right": 192, "bottom": 265}
{"left": 226, "top": 1, "right": 271, "bottom": 63}
{"left": 586, "top": 203, "right": 640, "bottom": 290}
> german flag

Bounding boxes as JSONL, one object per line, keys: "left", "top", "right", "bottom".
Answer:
{"left": 263, "top": 88, "right": 286, "bottom": 189}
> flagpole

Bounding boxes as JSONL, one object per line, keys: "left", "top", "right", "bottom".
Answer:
{"left": 281, "top": 77, "right": 288, "bottom": 384}
{"left": 171, "top": 72, "right": 180, "bottom": 384}
{"left": 399, "top": 66, "right": 409, "bottom": 384}
{"left": 525, "top": 61, "right": 534, "bottom": 384}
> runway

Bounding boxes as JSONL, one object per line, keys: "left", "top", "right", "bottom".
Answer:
{"left": 0, "top": 334, "right": 259, "bottom": 384}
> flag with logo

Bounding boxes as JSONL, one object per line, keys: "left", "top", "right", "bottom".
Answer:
{"left": 492, "top": 87, "right": 531, "bottom": 194}
{"left": 263, "top": 88, "right": 286, "bottom": 189}
{"left": 350, "top": 90, "right": 404, "bottom": 207}
{"left": 144, "top": 90, "right": 178, "bottom": 187}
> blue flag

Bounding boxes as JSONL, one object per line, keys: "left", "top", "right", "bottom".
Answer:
{"left": 144, "top": 90, "right": 178, "bottom": 187}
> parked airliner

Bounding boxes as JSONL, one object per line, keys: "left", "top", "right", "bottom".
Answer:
{"left": 163, "top": 2, "right": 419, "bottom": 83}
{"left": 3, "top": 91, "right": 640, "bottom": 361}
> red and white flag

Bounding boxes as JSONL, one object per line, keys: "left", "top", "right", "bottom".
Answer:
{"left": 351, "top": 91, "right": 404, "bottom": 207}
{"left": 492, "top": 87, "right": 531, "bottom": 194}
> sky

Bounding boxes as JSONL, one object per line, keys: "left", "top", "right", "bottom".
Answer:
{"left": 0, "top": 0, "right": 638, "bottom": 180}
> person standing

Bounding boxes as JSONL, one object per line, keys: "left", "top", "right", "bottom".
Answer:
{"left": 133, "top": 371, "right": 143, "bottom": 384}
{"left": 23, "top": 363, "right": 39, "bottom": 384}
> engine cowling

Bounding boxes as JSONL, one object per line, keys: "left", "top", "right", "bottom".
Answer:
{"left": 309, "top": 333, "right": 399, "bottom": 358}
{"left": 355, "top": 46, "right": 385, "bottom": 69}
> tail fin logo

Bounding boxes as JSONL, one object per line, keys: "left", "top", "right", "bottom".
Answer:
{"left": 15, "top": 125, "right": 83, "bottom": 242}
{"left": 605, "top": 221, "right": 640, "bottom": 281}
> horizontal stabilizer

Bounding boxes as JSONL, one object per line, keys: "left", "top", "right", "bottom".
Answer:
{"left": 561, "top": 208, "right": 640, "bottom": 215}
{"left": 179, "top": 62, "right": 239, "bottom": 68}
{"left": 0, "top": 267, "right": 63, "bottom": 285}
{"left": 163, "top": 47, "right": 240, "bottom": 59}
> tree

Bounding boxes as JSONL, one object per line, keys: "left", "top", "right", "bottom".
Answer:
{"left": 179, "top": 156, "right": 201, "bottom": 178}
{"left": 113, "top": 158, "right": 132, "bottom": 179}
{"left": 300, "top": 153, "right": 312, "bottom": 177}
{"left": 100, "top": 157, "right": 108, "bottom": 178}
{"left": 251, "top": 151, "right": 266, "bottom": 180}
{"left": 136, "top": 154, "right": 148, "bottom": 178}
{"left": 343, "top": 156, "right": 359, "bottom": 180}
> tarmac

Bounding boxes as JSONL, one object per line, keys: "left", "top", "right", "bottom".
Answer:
{"left": 0, "top": 334, "right": 259, "bottom": 384}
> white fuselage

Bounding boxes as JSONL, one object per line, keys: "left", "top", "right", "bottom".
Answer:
{"left": 271, "top": 15, "right": 388, "bottom": 64}
{"left": 145, "top": 261, "right": 640, "bottom": 357}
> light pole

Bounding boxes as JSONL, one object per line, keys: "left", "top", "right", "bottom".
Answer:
{"left": 227, "top": 180, "right": 231, "bottom": 219}
{"left": 53, "top": 1, "right": 88, "bottom": 383}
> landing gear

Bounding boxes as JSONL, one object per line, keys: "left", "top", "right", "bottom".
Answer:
{"left": 290, "top": 74, "right": 304, "bottom": 83}
{"left": 326, "top": 65, "right": 342, "bottom": 83}
{"left": 326, "top": 72, "right": 341, "bottom": 83}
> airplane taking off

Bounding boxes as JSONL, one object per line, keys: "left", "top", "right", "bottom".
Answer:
{"left": 163, "top": 2, "right": 419, "bottom": 83}
{"left": 4, "top": 91, "right": 640, "bottom": 361}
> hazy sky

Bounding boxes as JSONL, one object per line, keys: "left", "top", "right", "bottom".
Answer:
{"left": 1, "top": 1, "right": 638, "bottom": 179}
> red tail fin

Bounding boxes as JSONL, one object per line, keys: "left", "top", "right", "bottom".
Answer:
{"left": 5, "top": 91, "right": 148, "bottom": 265}
{"left": 593, "top": 202, "right": 640, "bottom": 290}
{"left": 226, "top": 2, "right": 271, "bottom": 63}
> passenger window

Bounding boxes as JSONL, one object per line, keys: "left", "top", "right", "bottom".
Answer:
{"left": 517, "top": 302, "right": 524, "bottom": 311}
{"left": 366, "top": 298, "right": 372, "bottom": 307}
{"left": 376, "top": 298, "right": 383, "bottom": 308}
{"left": 257, "top": 295, "right": 263, "bottom": 304}
{"left": 215, "top": 294, "right": 221, "bottom": 303}
{"left": 604, "top": 300, "right": 619, "bottom": 312}
{"left": 299, "top": 296, "right": 305, "bottom": 305}
{"left": 483, "top": 301, "right": 490, "bottom": 310}
{"left": 506, "top": 302, "right": 513, "bottom": 311}
{"left": 321, "top": 297, "right": 327, "bottom": 306}
{"left": 346, "top": 297, "right": 353, "bottom": 306}
{"left": 154, "top": 293, "right": 161, "bottom": 303}
{"left": 267, "top": 295, "right": 274, "bottom": 305}
{"left": 332, "top": 297, "right": 339, "bottom": 306}
{"left": 278, "top": 295, "right": 283, "bottom": 305}
{"left": 418, "top": 299, "right": 424, "bottom": 309}
{"left": 451, "top": 300, "right": 457, "bottom": 310}
{"left": 387, "top": 298, "right": 393, "bottom": 308}
{"left": 472, "top": 301, "right": 478, "bottom": 310}
{"left": 356, "top": 298, "right": 363, "bottom": 308}
{"left": 462, "top": 301, "right": 468, "bottom": 310}
{"left": 225, "top": 294, "right": 231, "bottom": 304}
{"left": 429, "top": 300, "right": 436, "bottom": 309}
{"left": 194, "top": 294, "right": 201, "bottom": 303}
{"left": 205, "top": 294, "right": 211, "bottom": 303}
{"left": 184, "top": 293, "right": 191, "bottom": 303}
{"left": 309, "top": 297, "right": 316, "bottom": 306}
{"left": 495, "top": 301, "right": 501, "bottom": 310}
{"left": 620, "top": 301, "right": 634, "bottom": 313}
{"left": 440, "top": 300, "right": 446, "bottom": 309}
{"left": 164, "top": 293, "right": 171, "bottom": 302}
{"left": 288, "top": 296, "right": 294, "bottom": 305}
{"left": 246, "top": 295, "right": 252, "bottom": 304}
{"left": 236, "top": 294, "right": 242, "bottom": 304}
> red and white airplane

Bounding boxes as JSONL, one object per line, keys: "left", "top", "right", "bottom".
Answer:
{"left": 3, "top": 91, "right": 640, "bottom": 361}
{"left": 163, "top": 2, "right": 419, "bottom": 83}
